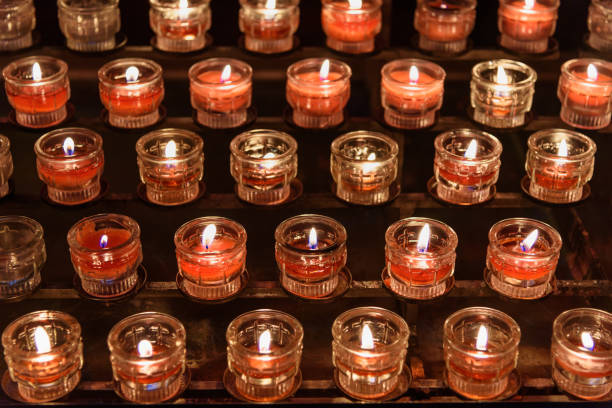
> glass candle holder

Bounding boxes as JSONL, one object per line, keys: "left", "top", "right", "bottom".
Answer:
{"left": 108, "top": 312, "right": 187, "bottom": 403}
{"left": 34, "top": 128, "right": 104, "bottom": 205}
{"left": 486, "top": 218, "right": 562, "bottom": 299}
{"left": 226, "top": 309, "right": 303, "bottom": 402}
{"left": 230, "top": 129, "right": 298, "bottom": 205}
{"left": 552, "top": 308, "right": 612, "bottom": 400}
{"left": 0, "top": 135, "right": 13, "bottom": 199}
{"left": 381, "top": 59, "right": 446, "bottom": 129}
{"left": 57, "top": 0, "right": 120, "bottom": 52}
{"left": 67, "top": 214, "right": 142, "bottom": 298}
{"left": 414, "top": 0, "right": 477, "bottom": 54}
{"left": 321, "top": 0, "right": 382, "bottom": 54}
{"left": 330, "top": 130, "right": 399, "bottom": 205}
{"left": 0, "top": 0, "right": 35, "bottom": 51}
{"left": 332, "top": 307, "right": 410, "bottom": 400}
{"left": 498, "top": 0, "right": 559, "bottom": 54}
{"left": 525, "top": 129, "right": 596, "bottom": 204}
{"left": 98, "top": 58, "right": 165, "bottom": 129}
{"left": 136, "top": 128, "right": 204, "bottom": 206}
{"left": 433, "top": 129, "right": 502, "bottom": 205}
{"left": 286, "top": 58, "right": 351, "bottom": 129}
{"left": 149, "top": 0, "right": 211, "bottom": 52}
{"left": 239, "top": 0, "right": 300, "bottom": 54}
{"left": 385, "top": 217, "right": 458, "bottom": 300}
{"left": 444, "top": 307, "right": 520, "bottom": 400}
{"left": 2, "top": 310, "right": 83, "bottom": 402}
{"left": 2, "top": 56, "right": 70, "bottom": 128}
{"left": 0, "top": 216, "right": 45, "bottom": 299}
{"left": 275, "top": 214, "right": 347, "bottom": 299}
{"left": 189, "top": 58, "right": 253, "bottom": 129}
{"left": 588, "top": 0, "right": 612, "bottom": 52}
{"left": 470, "top": 59, "right": 536, "bottom": 129}
{"left": 557, "top": 59, "right": 612, "bottom": 130}
{"left": 174, "top": 216, "right": 247, "bottom": 300}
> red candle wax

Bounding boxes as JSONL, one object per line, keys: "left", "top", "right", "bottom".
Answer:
{"left": 286, "top": 71, "right": 345, "bottom": 116}
{"left": 179, "top": 236, "right": 243, "bottom": 282}
{"left": 563, "top": 70, "right": 612, "bottom": 109}
{"left": 387, "top": 242, "right": 453, "bottom": 285}
{"left": 448, "top": 351, "right": 515, "bottom": 381}
{"left": 242, "top": 19, "right": 293, "bottom": 40}
{"left": 419, "top": 1, "right": 470, "bottom": 41}
{"left": 117, "top": 344, "right": 182, "bottom": 384}
{"left": 489, "top": 237, "right": 553, "bottom": 280}
{"left": 99, "top": 86, "right": 163, "bottom": 117}
{"left": 382, "top": 70, "right": 442, "bottom": 111}
{"left": 322, "top": 2, "right": 381, "bottom": 43}
{"left": 555, "top": 339, "right": 612, "bottom": 378}
{"left": 191, "top": 71, "right": 251, "bottom": 113}
{"left": 499, "top": 0, "right": 555, "bottom": 41}
{"left": 276, "top": 238, "right": 346, "bottom": 281}
{"left": 37, "top": 156, "right": 103, "bottom": 191}
{"left": 6, "top": 86, "right": 69, "bottom": 114}
{"left": 437, "top": 161, "right": 498, "bottom": 186}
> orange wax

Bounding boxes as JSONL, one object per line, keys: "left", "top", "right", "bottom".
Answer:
{"left": 6, "top": 85, "right": 69, "bottom": 114}
{"left": 159, "top": 21, "right": 202, "bottom": 39}
{"left": 242, "top": 19, "right": 293, "bottom": 40}
{"left": 142, "top": 163, "right": 201, "bottom": 189}
{"left": 15, "top": 361, "right": 81, "bottom": 385}
{"left": 449, "top": 355, "right": 514, "bottom": 381}
{"left": 563, "top": 70, "right": 612, "bottom": 109}
{"left": 117, "top": 344, "right": 182, "bottom": 384}
{"left": 99, "top": 86, "right": 163, "bottom": 116}
{"left": 241, "top": 172, "right": 285, "bottom": 188}
{"left": 322, "top": 3, "right": 381, "bottom": 42}
{"left": 500, "top": 1, "right": 555, "bottom": 41}
{"left": 37, "top": 156, "right": 103, "bottom": 189}
{"left": 418, "top": 1, "right": 470, "bottom": 41}
{"left": 388, "top": 256, "right": 453, "bottom": 285}
{"left": 191, "top": 71, "right": 251, "bottom": 113}
{"left": 276, "top": 238, "right": 345, "bottom": 281}
{"left": 437, "top": 161, "right": 498, "bottom": 186}
{"left": 489, "top": 237, "right": 554, "bottom": 280}
{"left": 179, "top": 237, "right": 243, "bottom": 282}
{"left": 382, "top": 70, "right": 443, "bottom": 111}
{"left": 532, "top": 164, "right": 579, "bottom": 190}
{"left": 286, "top": 71, "right": 347, "bottom": 116}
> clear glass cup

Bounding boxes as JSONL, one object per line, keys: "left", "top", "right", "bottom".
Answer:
{"left": 149, "top": 0, "right": 211, "bottom": 52}
{"left": 588, "top": 0, "right": 612, "bottom": 52}
{"left": 321, "top": 0, "right": 382, "bottom": 54}
{"left": 414, "top": 0, "right": 476, "bottom": 54}
{"left": 498, "top": 0, "right": 559, "bottom": 53}
{"left": 57, "top": 0, "right": 120, "bottom": 52}
{"left": 0, "top": 0, "right": 35, "bottom": 51}
{"left": 239, "top": 0, "right": 300, "bottom": 54}
{"left": 0, "top": 135, "right": 14, "bottom": 198}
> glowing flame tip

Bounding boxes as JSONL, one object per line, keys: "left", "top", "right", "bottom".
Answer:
{"left": 32, "top": 62, "right": 42, "bottom": 81}
{"left": 348, "top": 0, "right": 362, "bottom": 9}
{"left": 464, "top": 139, "right": 478, "bottom": 159}
{"left": 308, "top": 228, "right": 318, "bottom": 250}
{"left": 319, "top": 59, "right": 330, "bottom": 81}
{"left": 416, "top": 224, "right": 431, "bottom": 254}
{"left": 496, "top": 66, "right": 510, "bottom": 85}
{"left": 34, "top": 326, "right": 52, "bottom": 354}
{"left": 265, "top": 0, "right": 276, "bottom": 8}
{"left": 361, "top": 324, "right": 375, "bottom": 350}
{"left": 525, "top": 0, "right": 535, "bottom": 9}
{"left": 587, "top": 64, "right": 598, "bottom": 81}
{"left": 258, "top": 330, "right": 272, "bottom": 353}
{"left": 220, "top": 65, "right": 232, "bottom": 83}
{"left": 558, "top": 139, "right": 569, "bottom": 157}
{"left": 520, "top": 229, "right": 539, "bottom": 252}
{"left": 201, "top": 224, "right": 216, "bottom": 250}
{"left": 409, "top": 66, "right": 419, "bottom": 83}
{"left": 179, "top": 0, "right": 188, "bottom": 8}
{"left": 475, "top": 325, "right": 488, "bottom": 351}
{"left": 99, "top": 234, "right": 108, "bottom": 249}
{"left": 125, "top": 66, "right": 140, "bottom": 83}
{"left": 63, "top": 137, "right": 75, "bottom": 156}
{"left": 367, "top": 152, "right": 376, "bottom": 161}
{"left": 137, "top": 339, "right": 154, "bottom": 358}
{"left": 581, "top": 332, "right": 595, "bottom": 351}
{"left": 165, "top": 140, "right": 177, "bottom": 158}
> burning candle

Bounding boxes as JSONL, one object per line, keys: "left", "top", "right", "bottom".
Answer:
{"left": 67, "top": 214, "right": 143, "bottom": 298}
{"left": 98, "top": 58, "right": 165, "bottom": 129}
{"left": 149, "top": 0, "right": 211, "bottom": 52}
{"left": 486, "top": 218, "right": 562, "bottom": 299}
{"left": 174, "top": 216, "right": 247, "bottom": 300}
{"left": 525, "top": 129, "right": 596, "bottom": 204}
{"left": 498, "top": 0, "right": 559, "bottom": 53}
{"left": 226, "top": 309, "right": 303, "bottom": 402}
{"left": 0, "top": 216, "right": 45, "bottom": 300}
{"left": 189, "top": 58, "right": 253, "bottom": 129}
{"left": 588, "top": 0, "right": 612, "bottom": 52}
{"left": 275, "top": 214, "right": 347, "bottom": 299}
{"left": 34, "top": 128, "right": 105, "bottom": 205}
{"left": 330, "top": 130, "right": 399, "bottom": 205}
{"left": 470, "top": 59, "right": 536, "bottom": 128}
{"left": 414, "top": 0, "right": 477, "bottom": 54}
{"left": 385, "top": 217, "right": 458, "bottom": 300}
{"left": 557, "top": 59, "right": 612, "bottom": 130}
{"left": 0, "top": 0, "right": 35, "bottom": 51}
{"left": 136, "top": 128, "right": 204, "bottom": 206}
{"left": 444, "top": 307, "right": 521, "bottom": 400}
{"left": 239, "top": 0, "right": 300, "bottom": 54}
{"left": 286, "top": 58, "right": 352, "bottom": 129}
{"left": 108, "top": 312, "right": 187, "bottom": 403}
{"left": 2, "top": 56, "right": 70, "bottom": 128}
{"left": 58, "top": 0, "right": 121, "bottom": 52}
{"left": 1, "top": 310, "right": 83, "bottom": 402}
{"left": 332, "top": 307, "right": 410, "bottom": 400}
{"left": 552, "top": 308, "right": 612, "bottom": 400}
{"left": 433, "top": 129, "right": 502, "bottom": 205}
{"left": 381, "top": 59, "right": 446, "bottom": 129}
{"left": 0, "top": 135, "right": 13, "bottom": 199}
{"left": 321, "top": 0, "right": 382, "bottom": 54}
{"left": 230, "top": 129, "right": 298, "bottom": 205}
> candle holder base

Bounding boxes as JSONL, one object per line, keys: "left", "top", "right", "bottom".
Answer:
{"left": 587, "top": 33, "right": 612, "bottom": 54}
{"left": 0, "top": 271, "right": 41, "bottom": 302}
{"left": 521, "top": 176, "right": 591, "bottom": 204}
{"left": 43, "top": 180, "right": 102, "bottom": 206}
{"left": 553, "top": 362, "right": 612, "bottom": 401}
{"left": 418, "top": 35, "right": 468, "bottom": 55}
{"left": 244, "top": 35, "right": 294, "bottom": 54}
{"left": 77, "top": 266, "right": 142, "bottom": 299}
{"left": 281, "top": 266, "right": 351, "bottom": 302}
{"left": 0, "top": 32, "right": 33, "bottom": 52}
{"left": 223, "top": 368, "right": 302, "bottom": 403}
{"left": 14, "top": 105, "right": 67, "bottom": 129}
{"left": 427, "top": 177, "right": 496, "bottom": 206}
{"left": 177, "top": 268, "right": 249, "bottom": 302}
{"left": 292, "top": 109, "right": 344, "bottom": 129}
{"left": 384, "top": 108, "right": 436, "bottom": 130}
{"left": 382, "top": 267, "right": 455, "bottom": 301}
{"left": 333, "top": 364, "right": 411, "bottom": 402}
{"left": 102, "top": 105, "right": 166, "bottom": 131}
{"left": 333, "top": 180, "right": 400, "bottom": 206}
{"left": 444, "top": 368, "right": 521, "bottom": 401}
{"left": 2, "top": 369, "right": 80, "bottom": 403}
{"left": 145, "top": 181, "right": 201, "bottom": 207}
{"left": 41, "top": 179, "right": 108, "bottom": 207}
{"left": 235, "top": 178, "right": 302, "bottom": 206}
{"left": 66, "top": 36, "right": 116, "bottom": 52}
{"left": 484, "top": 267, "right": 555, "bottom": 300}
{"left": 73, "top": 264, "right": 147, "bottom": 304}
{"left": 500, "top": 34, "right": 549, "bottom": 54}
{"left": 326, "top": 36, "right": 375, "bottom": 54}
{"left": 137, "top": 180, "right": 206, "bottom": 207}
{"left": 560, "top": 106, "right": 611, "bottom": 130}
{"left": 108, "top": 109, "right": 160, "bottom": 129}
{"left": 114, "top": 367, "right": 190, "bottom": 404}
{"left": 195, "top": 109, "right": 249, "bottom": 129}
{"left": 0, "top": 180, "right": 10, "bottom": 199}
{"left": 471, "top": 107, "right": 528, "bottom": 129}
{"left": 153, "top": 34, "right": 206, "bottom": 53}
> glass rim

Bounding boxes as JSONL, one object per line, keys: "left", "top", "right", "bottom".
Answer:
{"left": 230, "top": 129, "right": 297, "bottom": 163}
{"left": 174, "top": 216, "right": 247, "bottom": 255}
{"left": 499, "top": 0, "right": 559, "bottom": 12}
{"left": 434, "top": 128, "right": 502, "bottom": 162}
{"left": 34, "top": 127, "right": 103, "bottom": 163}
{"left": 385, "top": 217, "right": 458, "bottom": 257}
{"left": 188, "top": 58, "right": 253, "bottom": 86}
{"left": 67, "top": 213, "right": 141, "bottom": 254}
{"left": 150, "top": 0, "right": 210, "bottom": 9}
{"left": 561, "top": 58, "right": 612, "bottom": 86}
{"left": 331, "top": 131, "right": 399, "bottom": 164}
{"left": 2, "top": 55, "right": 68, "bottom": 87}
{"left": 381, "top": 58, "right": 446, "bottom": 88}
{"left": 322, "top": 0, "right": 382, "bottom": 12}
{"left": 418, "top": 0, "right": 477, "bottom": 12}
{"left": 239, "top": 0, "right": 299, "bottom": 8}
{"left": 0, "top": 215, "right": 44, "bottom": 255}
{"left": 274, "top": 214, "right": 347, "bottom": 254}
{"left": 136, "top": 128, "right": 203, "bottom": 163}
{"left": 58, "top": 0, "right": 119, "bottom": 12}
{"left": 0, "top": 0, "right": 33, "bottom": 12}
{"left": 472, "top": 59, "right": 537, "bottom": 87}
{"left": 287, "top": 58, "right": 352, "bottom": 86}
{"left": 553, "top": 308, "right": 612, "bottom": 361}
{"left": 0, "top": 134, "right": 10, "bottom": 155}
{"left": 527, "top": 128, "right": 596, "bottom": 162}
{"left": 488, "top": 217, "right": 562, "bottom": 257}
{"left": 98, "top": 58, "right": 163, "bottom": 86}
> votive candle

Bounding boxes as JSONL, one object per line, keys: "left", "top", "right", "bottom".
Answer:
{"left": 0, "top": 135, "right": 13, "bottom": 199}
{"left": 239, "top": 0, "right": 300, "bottom": 54}
{"left": 498, "top": 0, "right": 559, "bottom": 54}
{"left": 149, "top": 0, "right": 211, "bottom": 52}
{"left": 414, "top": 0, "right": 477, "bottom": 54}
{"left": 587, "top": 0, "right": 612, "bottom": 53}
{"left": 58, "top": 0, "right": 120, "bottom": 52}
{"left": 0, "top": 0, "right": 35, "bottom": 51}
{"left": 321, "top": 0, "right": 382, "bottom": 54}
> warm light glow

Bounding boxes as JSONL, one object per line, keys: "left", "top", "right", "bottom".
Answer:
{"left": 178, "top": 0, "right": 190, "bottom": 18}
{"left": 464, "top": 139, "right": 478, "bottom": 159}
{"left": 587, "top": 64, "right": 598, "bottom": 81}
{"left": 258, "top": 330, "right": 272, "bottom": 353}
{"left": 201, "top": 224, "right": 216, "bottom": 250}
{"left": 416, "top": 224, "right": 431, "bottom": 254}
{"left": 558, "top": 139, "right": 568, "bottom": 157}
{"left": 409, "top": 66, "right": 419, "bottom": 84}
{"left": 99, "top": 234, "right": 108, "bottom": 249}
{"left": 32, "top": 62, "right": 42, "bottom": 81}
{"left": 179, "top": 0, "right": 188, "bottom": 8}
{"left": 360, "top": 324, "right": 375, "bottom": 350}
{"left": 319, "top": 59, "right": 330, "bottom": 81}
{"left": 265, "top": 0, "right": 276, "bottom": 8}
{"left": 137, "top": 339, "right": 154, "bottom": 358}
{"left": 520, "top": 229, "right": 539, "bottom": 252}
{"left": 220, "top": 65, "right": 232, "bottom": 83}
{"left": 308, "top": 227, "right": 318, "bottom": 250}
{"left": 367, "top": 152, "right": 376, "bottom": 161}
{"left": 348, "top": 0, "right": 362, "bottom": 9}
{"left": 475, "top": 325, "right": 488, "bottom": 351}
{"left": 165, "top": 140, "right": 177, "bottom": 158}
{"left": 125, "top": 66, "right": 140, "bottom": 83}
{"left": 581, "top": 332, "right": 595, "bottom": 351}
{"left": 496, "top": 66, "right": 511, "bottom": 85}
{"left": 263, "top": 152, "right": 276, "bottom": 159}
{"left": 63, "top": 137, "right": 75, "bottom": 156}
{"left": 34, "top": 326, "right": 52, "bottom": 354}
{"left": 524, "top": 0, "right": 535, "bottom": 9}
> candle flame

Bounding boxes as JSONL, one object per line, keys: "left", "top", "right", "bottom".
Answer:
{"left": 520, "top": 229, "right": 539, "bottom": 252}
{"left": 319, "top": 59, "right": 330, "bottom": 81}
{"left": 475, "top": 325, "right": 488, "bottom": 351}
{"left": 99, "top": 234, "right": 108, "bottom": 249}
{"left": 367, "top": 152, "right": 376, "bottom": 161}
{"left": 220, "top": 65, "right": 232, "bottom": 83}
{"left": 125, "top": 66, "right": 140, "bottom": 83}
{"left": 348, "top": 0, "right": 362, "bottom": 9}
{"left": 558, "top": 139, "right": 568, "bottom": 157}
{"left": 63, "top": 137, "right": 75, "bottom": 156}
{"left": 440, "top": 1, "right": 448, "bottom": 8}
{"left": 165, "top": 140, "right": 177, "bottom": 158}
{"left": 201, "top": 224, "right": 216, "bottom": 250}
{"left": 587, "top": 64, "right": 598, "bottom": 81}
{"left": 179, "top": 0, "right": 188, "bottom": 8}
{"left": 581, "top": 332, "right": 595, "bottom": 352}
{"left": 416, "top": 224, "right": 431, "bottom": 254}
{"left": 464, "top": 139, "right": 478, "bottom": 159}
{"left": 263, "top": 152, "right": 276, "bottom": 159}
{"left": 258, "top": 330, "right": 272, "bottom": 353}
{"left": 308, "top": 227, "right": 318, "bottom": 250}
{"left": 409, "top": 66, "right": 419, "bottom": 84}
{"left": 34, "top": 326, "right": 52, "bottom": 353}
{"left": 137, "top": 339, "right": 154, "bottom": 358}
{"left": 525, "top": 0, "right": 535, "bottom": 9}
{"left": 496, "top": 66, "right": 511, "bottom": 85}
{"left": 32, "top": 62, "right": 42, "bottom": 81}
{"left": 265, "top": 0, "right": 276, "bottom": 8}
{"left": 360, "top": 324, "right": 375, "bottom": 350}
